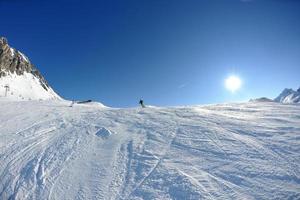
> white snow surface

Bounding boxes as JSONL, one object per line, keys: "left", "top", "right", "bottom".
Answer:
{"left": 0, "top": 72, "right": 61, "bottom": 101}
{"left": 0, "top": 101, "right": 299, "bottom": 199}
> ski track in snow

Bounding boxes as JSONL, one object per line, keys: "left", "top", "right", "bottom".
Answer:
{"left": 0, "top": 101, "right": 300, "bottom": 199}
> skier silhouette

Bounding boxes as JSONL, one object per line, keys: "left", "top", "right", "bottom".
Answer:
{"left": 139, "top": 99, "right": 145, "bottom": 108}
{"left": 69, "top": 100, "right": 75, "bottom": 107}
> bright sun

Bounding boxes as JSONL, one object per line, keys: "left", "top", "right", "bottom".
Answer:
{"left": 225, "top": 75, "right": 242, "bottom": 92}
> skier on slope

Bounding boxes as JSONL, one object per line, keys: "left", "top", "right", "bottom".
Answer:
{"left": 70, "top": 100, "right": 75, "bottom": 107}
{"left": 139, "top": 99, "right": 145, "bottom": 108}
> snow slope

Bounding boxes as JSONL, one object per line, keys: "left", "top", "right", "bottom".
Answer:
{"left": 0, "top": 72, "right": 60, "bottom": 101}
{"left": 0, "top": 101, "right": 299, "bottom": 199}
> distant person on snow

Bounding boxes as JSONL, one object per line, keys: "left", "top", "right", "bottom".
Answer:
{"left": 139, "top": 99, "right": 145, "bottom": 108}
{"left": 70, "top": 100, "right": 75, "bottom": 107}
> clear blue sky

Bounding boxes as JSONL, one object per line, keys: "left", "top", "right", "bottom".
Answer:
{"left": 1, "top": 0, "right": 299, "bottom": 107}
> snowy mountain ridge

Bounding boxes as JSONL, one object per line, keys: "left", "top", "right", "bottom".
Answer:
{"left": 250, "top": 87, "right": 300, "bottom": 104}
{"left": 0, "top": 37, "right": 61, "bottom": 101}
{"left": 274, "top": 87, "right": 300, "bottom": 103}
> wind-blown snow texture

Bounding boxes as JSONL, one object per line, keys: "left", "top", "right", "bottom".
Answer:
{"left": 0, "top": 101, "right": 299, "bottom": 200}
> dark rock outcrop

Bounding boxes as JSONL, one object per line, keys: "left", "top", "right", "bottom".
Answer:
{"left": 0, "top": 37, "right": 49, "bottom": 91}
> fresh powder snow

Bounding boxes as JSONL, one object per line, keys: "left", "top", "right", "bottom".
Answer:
{"left": 0, "top": 100, "right": 299, "bottom": 199}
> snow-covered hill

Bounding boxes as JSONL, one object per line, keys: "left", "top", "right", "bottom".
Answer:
{"left": 249, "top": 97, "right": 274, "bottom": 103}
{"left": 274, "top": 88, "right": 300, "bottom": 103}
{"left": 0, "top": 72, "right": 60, "bottom": 101}
{"left": 0, "top": 101, "right": 299, "bottom": 199}
{"left": 0, "top": 37, "right": 61, "bottom": 101}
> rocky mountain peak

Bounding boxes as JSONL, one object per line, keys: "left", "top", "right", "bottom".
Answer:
{"left": 0, "top": 37, "right": 33, "bottom": 77}
{"left": 0, "top": 37, "right": 61, "bottom": 100}
{"left": 274, "top": 87, "right": 300, "bottom": 103}
{"left": 0, "top": 37, "right": 8, "bottom": 46}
